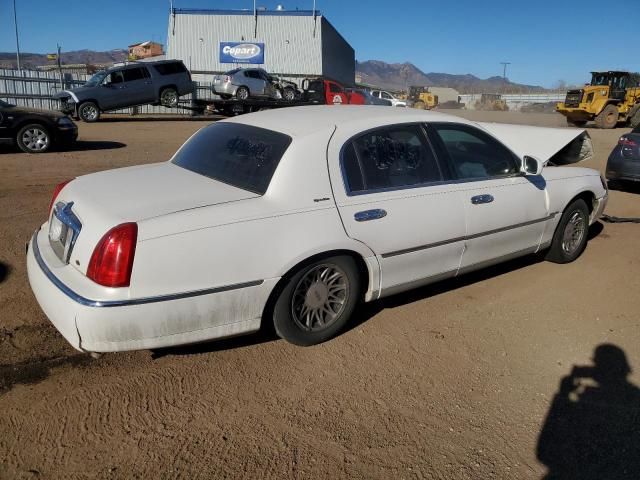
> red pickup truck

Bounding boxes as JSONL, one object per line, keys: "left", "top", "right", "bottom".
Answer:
{"left": 303, "top": 78, "right": 365, "bottom": 105}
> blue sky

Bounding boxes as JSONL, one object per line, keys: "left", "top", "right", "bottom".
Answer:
{"left": 1, "top": 0, "right": 639, "bottom": 88}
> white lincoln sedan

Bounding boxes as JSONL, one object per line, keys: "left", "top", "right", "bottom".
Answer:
{"left": 27, "top": 106, "right": 607, "bottom": 352}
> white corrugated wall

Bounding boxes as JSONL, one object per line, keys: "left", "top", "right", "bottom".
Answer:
{"left": 167, "top": 11, "right": 323, "bottom": 76}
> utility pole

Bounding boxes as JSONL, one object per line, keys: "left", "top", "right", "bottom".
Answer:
{"left": 13, "top": 0, "right": 22, "bottom": 72}
{"left": 500, "top": 62, "right": 511, "bottom": 81}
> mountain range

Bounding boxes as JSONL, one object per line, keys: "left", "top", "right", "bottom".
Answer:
{"left": 0, "top": 49, "right": 127, "bottom": 69}
{"left": 0, "top": 49, "right": 544, "bottom": 93}
{"left": 356, "top": 60, "right": 544, "bottom": 93}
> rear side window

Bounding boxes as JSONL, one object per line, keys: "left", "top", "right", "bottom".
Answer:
{"left": 172, "top": 123, "right": 292, "bottom": 195}
{"left": 432, "top": 124, "right": 518, "bottom": 179}
{"left": 153, "top": 62, "right": 187, "bottom": 75}
{"left": 342, "top": 124, "right": 442, "bottom": 194}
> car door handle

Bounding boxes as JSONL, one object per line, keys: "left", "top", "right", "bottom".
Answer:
{"left": 354, "top": 209, "right": 387, "bottom": 222}
{"left": 471, "top": 194, "right": 494, "bottom": 205}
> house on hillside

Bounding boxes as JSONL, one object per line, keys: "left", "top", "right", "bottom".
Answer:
{"left": 128, "top": 41, "right": 164, "bottom": 60}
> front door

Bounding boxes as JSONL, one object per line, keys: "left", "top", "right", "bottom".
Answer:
{"left": 428, "top": 123, "right": 550, "bottom": 272}
{"left": 100, "top": 70, "right": 127, "bottom": 110}
{"left": 328, "top": 123, "right": 467, "bottom": 297}
{"left": 326, "top": 81, "right": 347, "bottom": 105}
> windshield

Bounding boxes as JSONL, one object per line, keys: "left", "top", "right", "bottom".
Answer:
{"left": 0, "top": 99, "right": 13, "bottom": 108}
{"left": 84, "top": 71, "right": 108, "bottom": 87}
{"left": 172, "top": 123, "right": 292, "bottom": 195}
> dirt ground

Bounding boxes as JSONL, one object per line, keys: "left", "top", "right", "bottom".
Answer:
{"left": 1, "top": 110, "right": 639, "bottom": 479}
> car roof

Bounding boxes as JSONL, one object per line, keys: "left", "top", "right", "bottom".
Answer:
{"left": 222, "top": 105, "right": 474, "bottom": 137}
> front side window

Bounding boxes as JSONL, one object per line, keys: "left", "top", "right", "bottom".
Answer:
{"left": 381, "top": 92, "right": 392, "bottom": 100}
{"left": 432, "top": 124, "right": 518, "bottom": 179}
{"left": 342, "top": 125, "right": 442, "bottom": 194}
{"left": 172, "top": 123, "right": 292, "bottom": 195}
{"left": 329, "top": 83, "right": 343, "bottom": 94}
{"left": 107, "top": 71, "right": 124, "bottom": 84}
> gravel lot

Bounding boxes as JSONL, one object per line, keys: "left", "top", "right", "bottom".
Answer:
{"left": 1, "top": 110, "right": 639, "bottom": 479}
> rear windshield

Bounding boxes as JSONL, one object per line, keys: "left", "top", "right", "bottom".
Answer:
{"left": 153, "top": 62, "right": 187, "bottom": 75}
{"left": 172, "top": 123, "right": 292, "bottom": 195}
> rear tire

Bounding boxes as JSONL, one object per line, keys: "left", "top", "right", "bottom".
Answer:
{"left": 235, "top": 86, "right": 250, "bottom": 100}
{"left": 78, "top": 101, "right": 100, "bottom": 122}
{"left": 16, "top": 124, "right": 51, "bottom": 153}
{"left": 160, "top": 87, "right": 178, "bottom": 107}
{"left": 273, "top": 256, "right": 361, "bottom": 346}
{"left": 595, "top": 104, "right": 619, "bottom": 129}
{"left": 629, "top": 107, "right": 640, "bottom": 128}
{"left": 545, "top": 198, "right": 590, "bottom": 264}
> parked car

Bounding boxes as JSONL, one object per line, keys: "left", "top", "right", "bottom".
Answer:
{"left": 27, "top": 106, "right": 607, "bottom": 354}
{"left": 53, "top": 60, "right": 194, "bottom": 122}
{"left": 346, "top": 88, "right": 391, "bottom": 106}
{"left": 303, "top": 78, "right": 365, "bottom": 105}
{"left": 0, "top": 99, "right": 77, "bottom": 153}
{"left": 213, "top": 68, "right": 299, "bottom": 101}
{"left": 371, "top": 90, "right": 407, "bottom": 107}
{"left": 606, "top": 125, "right": 640, "bottom": 186}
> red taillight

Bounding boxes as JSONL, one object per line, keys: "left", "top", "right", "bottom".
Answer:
{"left": 224, "top": 75, "right": 231, "bottom": 82}
{"left": 618, "top": 136, "right": 638, "bottom": 147}
{"left": 87, "top": 223, "right": 138, "bottom": 288}
{"left": 49, "top": 179, "right": 73, "bottom": 214}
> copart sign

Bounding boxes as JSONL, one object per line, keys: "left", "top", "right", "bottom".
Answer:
{"left": 219, "top": 42, "right": 265, "bottom": 64}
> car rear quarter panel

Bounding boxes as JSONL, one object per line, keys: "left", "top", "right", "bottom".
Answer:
{"left": 131, "top": 128, "right": 377, "bottom": 299}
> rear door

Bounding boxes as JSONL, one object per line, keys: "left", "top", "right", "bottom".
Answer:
{"left": 428, "top": 122, "right": 550, "bottom": 272}
{"left": 244, "top": 70, "right": 265, "bottom": 96}
{"left": 122, "top": 66, "right": 154, "bottom": 105}
{"left": 328, "top": 123, "right": 466, "bottom": 296}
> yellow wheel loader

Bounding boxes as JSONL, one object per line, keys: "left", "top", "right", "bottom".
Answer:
{"left": 407, "top": 86, "right": 438, "bottom": 110}
{"left": 556, "top": 71, "right": 640, "bottom": 128}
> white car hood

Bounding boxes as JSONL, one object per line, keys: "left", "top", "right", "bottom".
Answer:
{"left": 478, "top": 123, "right": 594, "bottom": 165}
{"left": 61, "top": 162, "right": 258, "bottom": 224}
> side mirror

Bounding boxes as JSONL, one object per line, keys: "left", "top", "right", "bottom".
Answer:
{"left": 522, "top": 155, "right": 544, "bottom": 175}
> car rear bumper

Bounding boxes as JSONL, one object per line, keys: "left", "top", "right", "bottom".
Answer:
{"left": 212, "top": 83, "right": 237, "bottom": 96}
{"left": 27, "top": 228, "right": 277, "bottom": 352}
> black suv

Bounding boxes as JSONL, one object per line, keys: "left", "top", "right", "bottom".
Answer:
{"left": 53, "top": 60, "right": 194, "bottom": 122}
{"left": 0, "top": 99, "right": 77, "bottom": 153}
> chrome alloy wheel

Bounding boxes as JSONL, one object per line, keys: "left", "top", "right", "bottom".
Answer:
{"left": 161, "top": 89, "right": 178, "bottom": 106}
{"left": 81, "top": 104, "right": 98, "bottom": 121}
{"left": 291, "top": 264, "right": 349, "bottom": 332}
{"left": 21, "top": 127, "right": 49, "bottom": 151}
{"left": 562, "top": 211, "right": 587, "bottom": 255}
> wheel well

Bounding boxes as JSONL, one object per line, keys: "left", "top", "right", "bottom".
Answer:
{"left": 568, "top": 191, "right": 596, "bottom": 214}
{"left": 160, "top": 84, "right": 177, "bottom": 93}
{"left": 78, "top": 99, "right": 100, "bottom": 109}
{"left": 260, "top": 249, "right": 371, "bottom": 325}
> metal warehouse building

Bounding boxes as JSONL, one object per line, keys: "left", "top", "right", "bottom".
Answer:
{"left": 166, "top": 8, "right": 355, "bottom": 86}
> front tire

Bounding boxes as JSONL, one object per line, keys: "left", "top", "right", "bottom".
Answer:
{"left": 160, "top": 87, "right": 178, "bottom": 107}
{"left": 283, "top": 87, "right": 296, "bottom": 102}
{"left": 273, "top": 256, "right": 361, "bottom": 346}
{"left": 595, "top": 104, "right": 618, "bottom": 129}
{"left": 78, "top": 101, "right": 100, "bottom": 122}
{"left": 16, "top": 124, "right": 51, "bottom": 153}
{"left": 545, "top": 198, "right": 590, "bottom": 263}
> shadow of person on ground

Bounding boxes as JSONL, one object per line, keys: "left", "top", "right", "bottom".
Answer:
{"left": 537, "top": 344, "right": 640, "bottom": 479}
{"left": 0, "top": 262, "right": 9, "bottom": 284}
